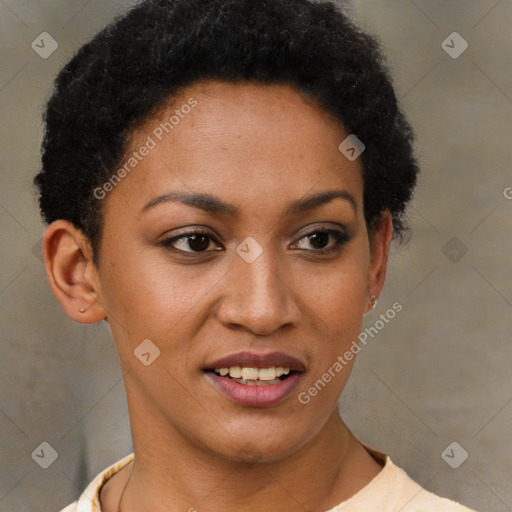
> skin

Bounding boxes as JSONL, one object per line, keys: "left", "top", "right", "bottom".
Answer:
{"left": 44, "top": 81, "right": 393, "bottom": 512}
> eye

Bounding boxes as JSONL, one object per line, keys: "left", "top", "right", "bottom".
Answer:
{"left": 158, "top": 231, "right": 223, "bottom": 254}
{"left": 292, "top": 228, "right": 349, "bottom": 254}
{"left": 158, "top": 226, "right": 349, "bottom": 257}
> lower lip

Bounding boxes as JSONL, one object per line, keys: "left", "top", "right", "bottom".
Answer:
{"left": 205, "top": 372, "right": 302, "bottom": 407}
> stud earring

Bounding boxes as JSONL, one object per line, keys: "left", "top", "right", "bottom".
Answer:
{"left": 369, "top": 294, "right": 377, "bottom": 310}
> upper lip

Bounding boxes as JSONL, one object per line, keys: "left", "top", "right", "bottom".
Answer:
{"left": 204, "top": 351, "right": 306, "bottom": 372}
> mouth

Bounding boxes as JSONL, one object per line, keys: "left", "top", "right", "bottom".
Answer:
{"left": 203, "top": 351, "right": 305, "bottom": 407}
{"left": 205, "top": 365, "right": 295, "bottom": 385}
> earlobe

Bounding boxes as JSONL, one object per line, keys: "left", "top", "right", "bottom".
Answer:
{"left": 366, "top": 211, "right": 393, "bottom": 312}
{"left": 42, "top": 220, "right": 107, "bottom": 324}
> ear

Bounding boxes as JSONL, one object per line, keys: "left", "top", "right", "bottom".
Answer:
{"left": 366, "top": 211, "right": 393, "bottom": 312}
{"left": 42, "top": 220, "right": 107, "bottom": 324}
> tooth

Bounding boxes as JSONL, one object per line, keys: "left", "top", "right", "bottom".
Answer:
{"left": 225, "top": 366, "right": 292, "bottom": 381}
{"left": 258, "top": 367, "right": 276, "bottom": 380}
{"left": 229, "top": 366, "right": 242, "bottom": 378}
{"left": 241, "top": 367, "right": 259, "bottom": 380}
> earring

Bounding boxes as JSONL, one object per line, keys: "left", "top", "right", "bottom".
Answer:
{"left": 369, "top": 294, "right": 377, "bottom": 310}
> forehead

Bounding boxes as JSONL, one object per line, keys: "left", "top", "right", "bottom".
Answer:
{"left": 104, "top": 80, "right": 364, "bottom": 219}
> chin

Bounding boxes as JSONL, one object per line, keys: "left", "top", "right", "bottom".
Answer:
{"left": 202, "top": 426, "right": 309, "bottom": 464}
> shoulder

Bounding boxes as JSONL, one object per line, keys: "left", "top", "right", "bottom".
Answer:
{"left": 384, "top": 460, "right": 476, "bottom": 511}
{"left": 58, "top": 453, "right": 135, "bottom": 512}
{"left": 59, "top": 503, "right": 77, "bottom": 512}
{"left": 60, "top": 501, "right": 78, "bottom": 512}
{"left": 328, "top": 454, "right": 477, "bottom": 512}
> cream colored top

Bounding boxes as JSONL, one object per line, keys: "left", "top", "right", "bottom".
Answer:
{"left": 60, "top": 452, "right": 477, "bottom": 512}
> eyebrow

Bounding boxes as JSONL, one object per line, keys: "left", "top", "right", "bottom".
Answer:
{"left": 140, "top": 189, "right": 357, "bottom": 216}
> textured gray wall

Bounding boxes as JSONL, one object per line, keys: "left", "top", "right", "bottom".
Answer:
{"left": 0, "top": 1, "right": 510, "bottom": 511}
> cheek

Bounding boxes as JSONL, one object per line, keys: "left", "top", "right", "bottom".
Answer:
{"left": 317, "top": 273, "right": 366, "bottom": 326}
{"left": 296, "top": 252, "right": 369, "bottom": 336}
{"left": 97, "top": 239, "right": 226, "bottom": 355}
{"left": 304, "top": 273, "right": 366, "bottom": 375}
{"left": 295, "top": 272, "right": 366, "bottom": 416}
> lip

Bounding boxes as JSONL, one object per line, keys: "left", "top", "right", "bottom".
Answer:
{"left": 204, "top": 351, "right": 306, "bottom": 372}
{"left": 203, "top": 351, "right": 306, "bottom": 408}
{"left": 205, "top": 371, "right": 302, "bottom": 407}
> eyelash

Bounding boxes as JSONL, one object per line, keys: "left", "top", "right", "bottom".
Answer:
{"left": 158, "top": 228, "right": 349, "bottom": 257}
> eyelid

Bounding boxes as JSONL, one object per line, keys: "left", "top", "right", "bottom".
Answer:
{"left": 158, "top": 225, "right": 220, "bottom": 242}
{"left": 293, "top": 222, "right": 347, "bottom": 239}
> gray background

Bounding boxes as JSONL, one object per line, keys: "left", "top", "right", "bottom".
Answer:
{"left": 0, "top": 1, "right": 511, "bottom": 511}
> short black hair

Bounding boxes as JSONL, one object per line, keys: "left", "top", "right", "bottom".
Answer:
{"left": 34, "top": 0, "right": 419, "bottom": 265}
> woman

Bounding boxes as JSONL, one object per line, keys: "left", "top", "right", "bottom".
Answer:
{"left": 34, "top": 0, "right": 476, "bottom": 510}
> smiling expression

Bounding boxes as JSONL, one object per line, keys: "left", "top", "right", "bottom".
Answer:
{"left": 92, "top": 80, "right": 384, "bottom": 462}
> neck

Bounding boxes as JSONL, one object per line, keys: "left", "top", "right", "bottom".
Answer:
{"left": 110, "top": 405, "right": 381, "bottom": 512}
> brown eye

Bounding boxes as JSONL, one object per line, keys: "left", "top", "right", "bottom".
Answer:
{"left": 293, "top": 229, "right": 349, "bottom": 253}
{"left": 185, "top": 234, "right": 210, "bottom": 252}
{"left": 308, "top": 231, "right": 330, "bottom": 250}
{"left": 159, "top": 231, "right": 222, "bottom": 254}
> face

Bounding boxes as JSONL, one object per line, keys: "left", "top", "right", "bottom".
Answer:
{"left": 92, "top": 81, "right": 384, "bottom": 462}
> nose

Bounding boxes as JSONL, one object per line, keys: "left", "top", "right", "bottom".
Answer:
{"left": 216, "top": 248, "right": 301, "bottom": 336}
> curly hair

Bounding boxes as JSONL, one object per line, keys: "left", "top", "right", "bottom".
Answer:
{"left": 34, "top": 0, "right": 419, "bottom": 265}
